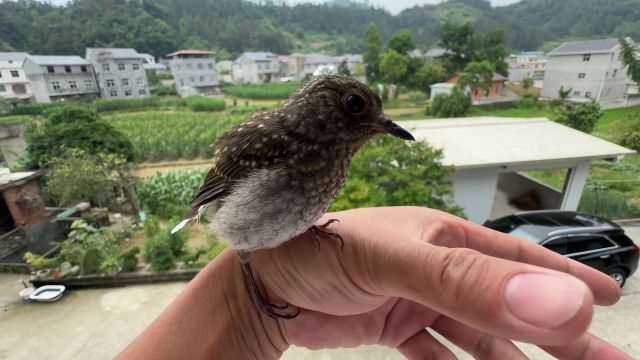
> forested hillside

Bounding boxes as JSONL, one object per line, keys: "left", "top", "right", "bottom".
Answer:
{"left": 1, "top": 0, "right": 639, "bottom": 58}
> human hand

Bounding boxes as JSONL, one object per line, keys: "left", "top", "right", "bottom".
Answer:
{"left": 246, "top": 207, "right": 631, "bottom": 359}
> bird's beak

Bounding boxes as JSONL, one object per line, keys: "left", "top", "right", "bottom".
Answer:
{"left": 372, "top": 114, "right": 414, "bottom": 141}
{"left": 382, "top": 121, "right": 415, "bottom": 141}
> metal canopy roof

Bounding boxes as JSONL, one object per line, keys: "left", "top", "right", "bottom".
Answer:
{"left": 398, "top": 117, "right": 636, "bottom": 170}
{"left": 548, "top": 38, "right": 621, "bottom": 56}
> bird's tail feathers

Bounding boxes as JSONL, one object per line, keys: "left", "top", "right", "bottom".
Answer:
{"left": 170, "top": 205, "right": 207, "bottom": 234}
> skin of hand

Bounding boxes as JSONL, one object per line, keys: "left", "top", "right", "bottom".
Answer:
{"left": 118, "top": 207, "right": 633, "bottom": 360}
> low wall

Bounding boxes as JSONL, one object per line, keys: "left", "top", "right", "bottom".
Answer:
{"left": 497, "top": 172, "right": 563, "bottom": 210}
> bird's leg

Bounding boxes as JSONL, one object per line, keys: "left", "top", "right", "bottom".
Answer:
{"left": 309, "top": 219, "right": 344, "bottom": 250}
{"left": 237, "top": 250, "right": 300, "bottom": 320}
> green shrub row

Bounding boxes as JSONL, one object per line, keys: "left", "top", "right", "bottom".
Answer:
{"left": 223, "top": 81, "right": 304, "bottom": 100}
{"left": 184, "top": 96, "right": 226, "bottom": 112}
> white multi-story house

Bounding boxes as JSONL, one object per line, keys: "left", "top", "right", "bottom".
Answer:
{"left": 22, "top": 55, "right": 98, "bottom": 103}
{"left": 86, "top": 48, "right": 150, "bottom": 99}
{"left": 232, "top": 52, "right": 279, "bottom": 84}
{"left": 541, "top": 38, "right": 638, "bottom": 108}
{"left": 0, "top": 52, "right": 33, "bottom": 104}
{"left": 167, "top": 50, "right": 219, "bottom": 95}
{"left": 508, "top": 57, "right": 547, "bottom": 86}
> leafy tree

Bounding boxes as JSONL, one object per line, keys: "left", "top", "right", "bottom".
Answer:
{"left": 337, "top": 59, "right": 351, "bottom": 76}
{"left": 521, "top": 77, "right": 534, "bottom": 93}
{"left": 330, "top": 136, "right": 463, "bottom": 216}
{"left": 379, "top": 50, "right": 409, "bottom": 84}
{"left": 363, "top": 22, "right": 382, "bottom": 83}
{"left": 411, "top": 62, "right": 446, "bottom": 93}
{"left": 620, "top": 38, "right": 640, "bottom": 88}
{"left": 439, "top": 22, "right": 476, "bottom": 73}
{"left": 430, "top": 86, "right": 471, "bottom": 118}
{"left": 474, "top": 28, "right": 508, "bottom": 76}
{"left": 459, "top": 61, "right": 495, "bottom": 96}
{"left": 555, "top": 102, "right": 602, "bottom": 133}
{"left": 44, "top": 149, "right": 123, "bottom": 208}
{"left": 25, "top": 106, "right": 134, "bottom": 168}
{"left": 388, "top": 30, "right": 416, "bottom": 54}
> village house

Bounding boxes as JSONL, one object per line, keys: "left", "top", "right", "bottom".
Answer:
{"left": 424, "top": 48, "right": 451, "bottom": 61}
{"left": 232, "top": 52, "right": 279, "bottom": 84}
{"left": 167, "top": 50, "right": 219, "bottom": 95}
{"left": 430, "top": 73, "right": 511, "bottom": 104}
{"left": 22, "top": 55, "right": 98, "bottom": 103}
{"left": 507, "top": 51, "right": 547, "bottom": 87}
{"left": 541, "top": 38, "right": 639, "bottom": 108}
{"left": 0, "top": 52, "right": 33, "bottom": 105}
{"left": 289, "top": 53, "right": 337, "bottom": 79}
{"left": 86, "top": 48, "right": 150, "bottom": 99}
{"left": 139, "top": 53, "right": 167, "bottom": 73}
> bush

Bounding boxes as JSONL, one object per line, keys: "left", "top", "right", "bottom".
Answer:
{"left": 93, "top": 96, "right": 161, "bottom": 113}
{"left": 144, "top": 233, "right": 176, "bottom": 271}
{"left": 518, "top": 93, "right": 542, "bottom": 109}
{"left": 621, "top": 131, "right": 640, "bottom": 152}
{"left": 555, "top": 101, "right": 602, "bottom": 133}
{"left": 81, "top": 248, "right": 105, "bottom": 275}
{"left": 166, "top": 218, "right": 188, "bottom": 256}
{"left": 430, "top": 87, "right": 471, "bottom": 118}
{"left": 579, "top": 186, "right": 640, "bottom": 219}
{"left": 223, "top": 81, "right": 304, "bottom": 100}
{"left": 25, "top": 105, "right": 134, "bottom": 167}
{"left": 120, "top": 246, "right": 140, "bottom": 272}
{"left": 151, "top": 85, "right": 178, "bottom": 96}
{"left": 11, "top": 102, "right": 71, "bottom": 116}
{"left": 184, "top": 96, "right": 226, "bottom": 112}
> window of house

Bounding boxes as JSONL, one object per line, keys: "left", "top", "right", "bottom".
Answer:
{"left": 613, "top": 69, "right": 618, "bottom": 78}
{"left": 208, "top": 63, "right": 213, "bottom": 69}
{"left": 84, "top": 80, "right": 92, "bottom": 89}
{"left": 47, "top": 66, "right": 55, "bottom": 73}
{"left": 180, "top": 79, "right": 184, "bottom": 86}
{"left": 118, "top": 63, "right": 126, "bottom": 71}
{"left": 65, "top": 66, "right": 72, "bottom": 73}
{"left": 81, "top": 65, "right": 87, "bottom": 72}
{"left": 583, "top": 54, "right": 591, "bottom": 62}
{"left": 68, "top": 80, "right": 77, "bottom": 89}
{"left": 103, "top": 64, "right": 111, "bottom": 72}
{"left": 13, "top": 84, "right": 26, "bottom": 94}
{"left": 573, "top": 91, "right": 581, "bottom": 96}
{"left": 138, "top": 89, "right": 146, "bottom": 95}
{"left": 197, "top": 63, "right": 203, "bottom": 70}
{"left": 125, "top": 89, "right": 132, "bottom": 96}
{"left": 132, "top": 63, "right": 140, "bottom": 71}
{"left": 136, "top": 78, "right": 144, "bottom": 86}
{"left": 199, "top": 76, "right": 204, "bottom": 82}
{"left": 10, "top": 70, "right": 19, "bottom": 78}
{"left": 258, "top": 64, "right": 262, "bottom": 70}
{"left": 110, "top": 90, "right": 118, "bottom": 97}
{"left": 122, "top": 78, "right": 130, "bottom": 86}
{"left": 186, "top": 63, "right": 193, "bottom": 70}
{"left": 52, "top": 81, "right": 61, "bottom": 91}
{"left": 578, "top": 73, "right": 586, "bottom": 79}
{"left": 189, "top": 77, "right": 195, "bottom": 83}
{"left": 106, "top": 79, "right": 115, "bottom": 87}
{"left": 0, "top": 85, "right": 5, "bottom": 92}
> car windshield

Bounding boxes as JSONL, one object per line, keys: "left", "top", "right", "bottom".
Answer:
{"left": 485, "top": 216, "right": 546, "bottom": 243}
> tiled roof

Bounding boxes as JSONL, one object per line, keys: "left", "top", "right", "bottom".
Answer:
{"left": 167, "top": 50, "right": 216, "bottom": 57}
{"left": 87, "top": 48, "right": 145, "bottom": 59}
{"left": 29, "top": 55, "right": 90, "bottom": 66}
{"left": 242, "top": 52, "right": 277, "bottom": 61}
{"left": 548, "top": 38, "right": 621, "bottom": 56}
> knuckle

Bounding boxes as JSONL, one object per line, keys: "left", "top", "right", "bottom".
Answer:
{"left": 432, "top": 248, "right": 492, "bottom": 310}
{"left": 472, "top": 334, "right": 499, "bottom": 360}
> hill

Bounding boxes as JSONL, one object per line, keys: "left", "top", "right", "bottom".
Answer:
{"left": 1, "top": 0, "right": 640, "bottom": 57}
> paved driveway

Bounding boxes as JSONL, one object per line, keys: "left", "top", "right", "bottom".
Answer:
{"left": 1, "top": 229, "right": 639, "bottom": 359}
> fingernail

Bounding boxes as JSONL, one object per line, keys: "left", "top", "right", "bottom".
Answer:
{"left": 505, "top": 273, "right": 587, "bottom": 329}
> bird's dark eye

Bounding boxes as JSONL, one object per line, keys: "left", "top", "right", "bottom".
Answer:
{"left": 346, "top": 94, "right": 365, "bottom": 114}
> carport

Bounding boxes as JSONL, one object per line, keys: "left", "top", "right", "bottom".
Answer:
{"left": 398, "top": 117, "right": 636, "bottom": 223}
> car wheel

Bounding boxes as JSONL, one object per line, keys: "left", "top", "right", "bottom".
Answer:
{"left": 605, "top": 268, "right": 627, "bottom": 288}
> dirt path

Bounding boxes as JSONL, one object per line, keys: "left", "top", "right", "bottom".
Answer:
{"left": 385, "top": 107, "right": 423, "bottom": 117}
{"left": 135, "top": 160, "right": 211, "bottom": 178}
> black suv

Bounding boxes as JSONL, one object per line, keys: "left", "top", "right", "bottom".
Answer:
{"left": 485, "top": 211, "right": 639, "bottom": 287}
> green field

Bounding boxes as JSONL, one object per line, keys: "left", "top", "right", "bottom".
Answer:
{"left": 223, "top": 81, "right": 305, "bottom": 100}
{"left": 104, "top": 110, "right": 249, "bottom": 162}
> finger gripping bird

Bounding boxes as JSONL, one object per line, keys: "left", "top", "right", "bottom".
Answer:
{"left": 172, "top": 75, "right": 414, "bottom": 319}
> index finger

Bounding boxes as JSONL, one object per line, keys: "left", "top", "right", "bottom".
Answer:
{"left": 326, "top": 207, "right": 621, "bottom": 306}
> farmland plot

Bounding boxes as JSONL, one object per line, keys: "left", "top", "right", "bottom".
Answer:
{"left": 105, "top": 110, "right": 249, "bottom": 162}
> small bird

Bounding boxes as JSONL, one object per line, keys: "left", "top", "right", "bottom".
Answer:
{"left": 172, "top": 75, "right": 414, "bottom": 319}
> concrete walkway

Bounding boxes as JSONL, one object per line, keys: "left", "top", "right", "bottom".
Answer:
{"left": 1, "top": 232, "right": 639, "bottom": 359}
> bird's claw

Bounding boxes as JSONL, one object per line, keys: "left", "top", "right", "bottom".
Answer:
{"left": 309, "top": 219, "right": 344, "bottom": 250}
